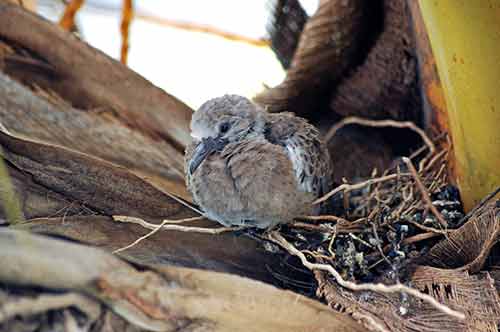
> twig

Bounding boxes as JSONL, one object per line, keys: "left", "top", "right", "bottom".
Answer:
{"left": 59, "top": 0, "right": 84, "bottom": 30}
{"left": 120, "top": 0, "right": 133, "bottom": 64}
{"left": 292, "top": 221, "right": 363, "bottom": 234}
{"left": 113, "top": 215, "right": 243, "bottom": 253}
{"left": 408, "top": 220, "right": 449, "bottom": 235}
{"left": 82, "top": 2, "right": 269, "bottom": 47}
{"left": 159, "top": 216, "right": 205, "bottom": 224}
{"left": 371, "top": 223, "right": 390, "bottom": 265}
{"left": 402, "top": 232, "right": 441, "bottom": 245}
{"left": 160, "top": 190, "right": 204, "bottom": 216}
{"left": 349, "top": 233, "right": 373, "bottom": 248}
{"left": 290, "top": 222, "right": 333, "bottom": 232}
{"left": 428, "top": 164, "right": 447, "bottom": 193}
{"left": 314, "top": 173, "right": 412, "bottom": 205}
{"left": 402, "top": 157, "right": 448, "bottom": 228}
{"left": 267, "top": 231, "right": 465, "bottom": 320}
{"left": 367, "top": 257, "right": 386, "bottom": 270}
{"left": 458, "top": 186, "right": 500, "bottom": 226}
{"left": 112, "top": 215, "right": 242, "bottom": 235}
{"left": 327, "top": 225, "right": 337, "bottom": 258}
{"left": 302, "top": 250, "right": 334, "bottom": 262}
{"left": 297, "top": 215, "right": 352, "bottom": 224}
{"left": 423, "top": 149, "right": 447, "bottom": 172}
{"left": 324, "top": 117, "right": 435, "bottom": 156}
{"left": 113, "top": 218, "right": 168, "bottom": 253}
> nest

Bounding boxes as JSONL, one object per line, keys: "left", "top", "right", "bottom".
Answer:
{"left": 287, "top": 147, "right": 460, "bottom": 283}
{"left": 262, "top": 138, "right": 500, "bottom": 331}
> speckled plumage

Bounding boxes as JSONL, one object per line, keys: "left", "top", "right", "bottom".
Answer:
{"left": 185, "top": 95, "right": 333, "bottom": 228}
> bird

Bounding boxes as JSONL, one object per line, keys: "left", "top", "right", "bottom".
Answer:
{"left": 185, "top": 95, "right": 333, "bottom": 229}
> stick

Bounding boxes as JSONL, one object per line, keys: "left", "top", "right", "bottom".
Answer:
{"left": 324, "top": 117, "right": 435, "bottom": 156}
{"left": 402, "top": 157, "right": 448, "bottom": 228}
{"left": 113, "top": 215, "right": 242, "bottom": 235}
{"left": 408, "top": 220, "right": 449, "bottom": 235}
{"left": 112, "top": 216, "right": 244, "bottom": 253}
{"left": 120, "top": 0, "right": 133, "bottom": 64}
{"left": 82, "top": 2, "right": 269, "bottom": 47}
{"left": 113, "top": 218, "right": 169, "bottom": 253}
{"left": 314, "top": 173, "right": 412, "bottom": 205}
{"left": 59, "top": 0, "right": 84, "bottom": 30}
{"left": 297, "top": 215, "right": 352, "bottom": 223}
{"left": 402, "top": 232, "right": 441, "bottom": 245}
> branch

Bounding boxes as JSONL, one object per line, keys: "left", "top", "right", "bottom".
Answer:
{"left": 402, "top": 157, "right": 448, "bottom": 227}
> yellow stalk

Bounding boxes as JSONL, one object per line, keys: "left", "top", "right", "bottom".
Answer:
{"left": 418, "top": 1, "right": 500, "bottom": 211}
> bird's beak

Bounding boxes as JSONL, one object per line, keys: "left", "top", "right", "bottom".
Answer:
{"left": 189, "top": 136, "right": 228, "bottom": 175}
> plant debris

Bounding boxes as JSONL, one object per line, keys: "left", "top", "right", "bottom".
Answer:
{"left": 282, "top": 145, "right": 460, "bottom": 283}
{"left": 257, "top": 139, "right": 500, "bottom": 331}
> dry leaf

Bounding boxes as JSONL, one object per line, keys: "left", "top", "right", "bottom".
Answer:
{"left": 0, "top": 0, "right": 192, "bottom": 149}
{"left": 316, "top": 266, "right": 500, "bottom": 332}
{"left": 0, "top": 71, "right": 188, "bottom": 199}
{"left": 418, "top": 200, "right": 500, "bottom": 273}
{"left": 0, "top": 229, "right": 365, "bottom": 332}
{"left": 15, "top": 216, "right": 282, "bottom": 284}
{"left": 0, "top": 129, "right": 193, "bottom": 221}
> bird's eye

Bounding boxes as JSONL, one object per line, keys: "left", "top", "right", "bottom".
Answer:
{"left": 219, "top": 122, "right": 230, "bottom": 134}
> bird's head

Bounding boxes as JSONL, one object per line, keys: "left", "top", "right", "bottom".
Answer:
{"left": 190, "top": 94, "right": 265, "bottom": 142}
{"left": 188, "top": 95, "right": 266, "bottom": 174}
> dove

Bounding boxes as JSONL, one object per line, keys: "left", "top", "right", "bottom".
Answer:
{"left": 185, "top": 95, "right": 333, "bottom": 228}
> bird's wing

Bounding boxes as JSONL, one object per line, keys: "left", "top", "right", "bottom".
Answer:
{"left": 264, "top": 113, "right": 333, "bottom": 197}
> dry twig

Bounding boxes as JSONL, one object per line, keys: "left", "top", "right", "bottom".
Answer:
{"left": 59, "top": 0, "right": 84, "bottom": 30}
{"left": 113, "top": 217, "right": 169, "bottom": 253}
{"left": 135, "top": 14, "right": 269, "bottom": 47}
{"left": 120, "top": 0, "right": 133, "bottom": 64}
{"left": 297, "top": 215, "right": 352, "bottom": 223}
{"left": 267, "top": 231, "right": 465, "bottom": 320}
{"left": 112, "top": 215, "right": 244, "bottom": 253}
{"left": 324, "top": 117, "right": 435, "bottom": 157}
{"left": 402, "top": 232, "right": 441, "bottom": 245}
{"left": 408, "top": 220, "right": 449, "bottom": 235}
{"left": 314, "top": 173, "right": 412, "bottom": 205}
{"left": 402, "top": 157, "right": 448, "bottom": 227}
{"left": 113, "top": 215, "right": 241, "bottom": 237}
{"left": 82, "top": 2, "right": 268, "bottom": 47}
